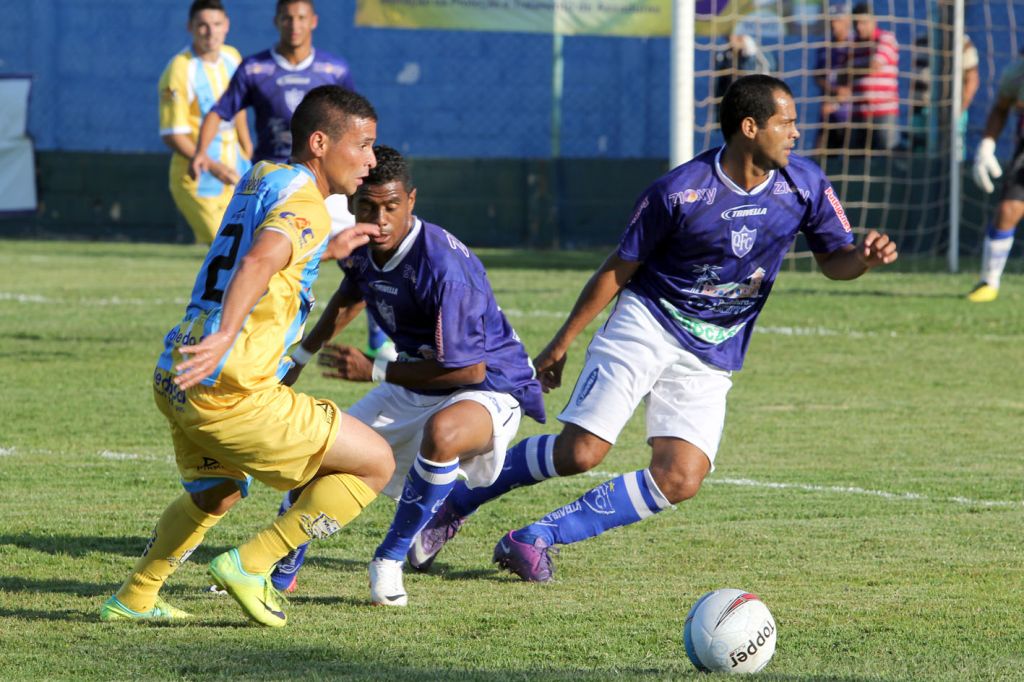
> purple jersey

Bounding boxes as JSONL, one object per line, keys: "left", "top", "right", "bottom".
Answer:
{"left": 337, "top": 219, "right": 546, "bottom": 423}
{"left": 619, "top": 147, "right": 855, "bottom": 371}
{"left": 213, "top": 49, "right": 355, "bottom": 163}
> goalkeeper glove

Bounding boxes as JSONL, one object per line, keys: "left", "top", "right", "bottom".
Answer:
{"left": 972, "top": 137, "right": 1002, "bottom": 194}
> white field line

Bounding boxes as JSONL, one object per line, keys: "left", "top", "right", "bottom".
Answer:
{"left": 577, "top": 470, "right": 1022, "bottom": 509}
{"left": 0, "top": 446, "right": 15, "bottom": 456}
{"left": 98, "top": 450, "right": 175, "bottom": 463}
{"left": 0, "top": 292, "right": 187, "bottom": 306}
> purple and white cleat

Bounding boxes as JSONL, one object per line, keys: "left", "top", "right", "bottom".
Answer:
{"left": 407, "top": 499, "right": 468, "bottom": 572}
{"left": 492, "top": 530, "right": 556, "bottom": 583}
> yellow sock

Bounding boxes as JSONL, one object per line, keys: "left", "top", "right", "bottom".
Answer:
{"left": 237, "top": 473, "right": 377, "bottom": 575}
{"left": 116, "top": 493, "right": 223, "bottom": 612}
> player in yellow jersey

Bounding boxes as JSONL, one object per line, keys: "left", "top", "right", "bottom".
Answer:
{"left": 101, "top": 86, "right": 393, "bottom": 628}
{"left": 159, "top": 0, "right": 252, "bottom": 244}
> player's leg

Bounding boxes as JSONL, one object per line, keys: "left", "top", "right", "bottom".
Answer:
{"left": 101, "top": 401, "right": 246, "bottom": 621}
{"left": 371, "top": 398, "right": 497, "bottom": 605}
{"left": 168, "top": 172, "right": 222, "bottom": 245}
{"left": 494, "top": 308, "right": 732, "bottom": 582}
{"left": 970, "top": 197, "right": 1024, "bottom": 302}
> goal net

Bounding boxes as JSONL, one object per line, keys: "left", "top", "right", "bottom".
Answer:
{"left": 691, "top": 0, "right": 968, "bottom": 270}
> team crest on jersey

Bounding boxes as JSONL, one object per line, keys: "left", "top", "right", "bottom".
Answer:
{"left": 284, "top": 88, "right": 306, "bottom": 112}
{"left": 374, "top": 299, "right": 396, "bottom": 332}
{"left": 731, "top": 226, "right": 756, "bottom": 258}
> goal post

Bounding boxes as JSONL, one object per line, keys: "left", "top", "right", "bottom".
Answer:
{"left": 676, "top": 0, "right": 968, "bottom": 270}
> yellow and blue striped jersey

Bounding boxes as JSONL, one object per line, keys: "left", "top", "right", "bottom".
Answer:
{"left": 157, "top": 161, "right": 332, "bottom": 394}
{"left": 158, "top": 45, "right": 249, "bottom": 196}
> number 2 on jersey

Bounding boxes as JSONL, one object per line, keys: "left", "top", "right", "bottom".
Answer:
{"left": 201, "top": 223, "right": 244, "bottom": 303}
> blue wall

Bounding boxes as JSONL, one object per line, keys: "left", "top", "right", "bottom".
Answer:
{"left": 1, "top": 0, "right": 1022, "bottom": 158}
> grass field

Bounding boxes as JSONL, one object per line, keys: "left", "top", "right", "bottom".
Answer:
{"left": 1, "top": 239, "right": 1023, "bottom": 681}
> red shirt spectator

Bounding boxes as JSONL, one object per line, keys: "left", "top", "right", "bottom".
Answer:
{"left": 851, "top": 11, "right": 899, "bottom": 119}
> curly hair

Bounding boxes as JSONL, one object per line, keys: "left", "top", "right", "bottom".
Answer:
{"left": 365, "top": 145, "right": 414, "bottom": 190}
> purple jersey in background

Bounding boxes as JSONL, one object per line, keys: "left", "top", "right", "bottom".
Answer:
{"left": 337, "top": 219, "right": 546, "bottom": 423}
{"left": 619, "top": 147, "right": 855, "bottom": 371}
{"left": 213, "top": 49, "right": 355, "bottom": 163}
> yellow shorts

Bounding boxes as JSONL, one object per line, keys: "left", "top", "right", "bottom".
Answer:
{"left": 154, "top": 378, "right": 341, "bottom": 493}
{"left": 168, "top": 157, "right": 233, "bottom": 245}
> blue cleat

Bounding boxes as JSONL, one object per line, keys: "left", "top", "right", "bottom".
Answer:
{"left": 270, "top": 543, "right": 307, "bottom": 593}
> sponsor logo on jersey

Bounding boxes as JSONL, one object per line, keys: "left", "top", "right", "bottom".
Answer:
{"left": 629, "top": 196, "right": 650, "bottom": 227}
{"left": 721, "top": 204, "right": 768, "bottom": 220}
{"left": 731, "top": 226, "right": 756, "bottom": 258}
{"left": 299, "top": 227, "right": 315, "bottom": 246}
{"left": 370, "top": 280, "right": 399, "bottom": 296}
{"left": 669, "top": 188, "right": 717, "bottom": 206}
{"left": 245, "top": 62, "right": 274, "bottom": 75}
{"left": 277, "top": 75, "right": 312, "bottom": 86}
{"left": 772, "top": 181, "right": 810, "bottom": 200}
{"left": 314, "top": 62, "right": 345, "bottom": 75}
{"left": 660, "top": 298, "right": 747, "bottom": 345}
{"left": 444, "top": 230, "right": 470, "bottom": 257}
{"left": 824, "top": 187, "right": 852, "bottom": 232}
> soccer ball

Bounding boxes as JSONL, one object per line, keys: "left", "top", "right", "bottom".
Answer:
{"left": 683, "top": 588, "right": 777, "bottom": 674}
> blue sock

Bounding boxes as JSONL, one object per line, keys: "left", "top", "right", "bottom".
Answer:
{"left": 519, "top": 469, "right": 672, "bottom": 546}
{"left": 375, "top": 454, "right": 460, "bottom": 561}
{"left": 446, "top": 434, "right": 559, "bottom": 517}
{"left": 367, "top": 315, "right": 388, "bottom": 351}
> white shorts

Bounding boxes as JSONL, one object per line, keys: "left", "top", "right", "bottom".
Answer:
{"left": 325, "top": 194, "right": 355, "bottom": 238}
{"left": 348, "top": 382, "right": 523, "bottom": 500}
{"left": 558, "top": 290, "right": 733, "bottom": 468}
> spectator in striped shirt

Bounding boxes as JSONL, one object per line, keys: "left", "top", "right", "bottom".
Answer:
{"left": 815, "top": 2, "right": 854, "bottom": 152}
{"left": 849, "top": 3, "right": 900, "bottom": 151}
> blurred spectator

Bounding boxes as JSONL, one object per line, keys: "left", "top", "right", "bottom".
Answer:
{"left": 848, "top": 3, "right": 900, "bottom": 151}
{"left": 908, "top": 34, "right": 979, "bottom": 156}
{"left": 714, "top": 31, "right": 775, "bottom": 119}
{"left": 815, "top": 2, "right": 853, "bottom": 152}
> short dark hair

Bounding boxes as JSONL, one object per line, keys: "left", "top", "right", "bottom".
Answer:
{"left": 276, "top": 0, "right": 314, "bottom": 13}
{"left": 851, "top": 2, "right": 872, "bottom": 15}
{"left": 189, "top": 0, "right": 226, "bottom": 21}
{"left": 365, "top": 145, "right": 414, "bottom": 191}
{"left": 290, "top": 86, "right": 377, "bottom": 156}
{"left": 719, "top": 74, "right": 793, "bottom": 140}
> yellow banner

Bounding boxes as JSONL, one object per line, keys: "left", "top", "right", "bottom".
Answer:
{"left": 355, "top": 0, "right": 765, "bottom": 37}
{"left": 356, "top": 0, "right": 669, "bottom": 36}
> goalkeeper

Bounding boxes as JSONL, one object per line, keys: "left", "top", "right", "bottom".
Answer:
{"left": 969, "top": 52, "right": 1024, "bottom": 303}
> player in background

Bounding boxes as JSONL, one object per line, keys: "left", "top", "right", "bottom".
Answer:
{"left": 408, "top": 74, "right": 898, "bottom": 583}
{"left": 968, "top": 51, "right": 1024, "bottom": 302}
{"left": 159, "top": 0, "right": 252, "bottom": 245}
{"left": 272, "top": 145, "right": 545, "bottom": 605}
{"left": 191, "top": 0, "right": 393, "bottom": 355}
{"left": 101, "top": 86, "right": 392, "bottom": 627}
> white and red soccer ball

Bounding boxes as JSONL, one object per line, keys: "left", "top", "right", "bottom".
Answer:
{"left": 684, "top": 588, "right": 777, "bottom": 674}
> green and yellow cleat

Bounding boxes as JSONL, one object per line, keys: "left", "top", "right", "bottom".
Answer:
{"left": 967, "top": 282, "right": 999, "bottom": 303}
{"left": 99, "top": 595, "right": 192, "bottom": 622}
{"left": 208, "top": 549, "right": 287, "bottom": 628}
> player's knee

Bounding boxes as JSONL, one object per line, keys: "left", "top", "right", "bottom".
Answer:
{"left": 419, "top": 412, "right": 466, "bottom": 463}
{"left": 552, "top": 430, "right": 609, "bottom": 475}
{"left": 366, "top": 441, "right": 397, "bottom": 494}
{"left": 190, "top": 484, "right": 242, "bottom": 515}
{"left": 648, "top": 462, "right": 707, "bottom": 504}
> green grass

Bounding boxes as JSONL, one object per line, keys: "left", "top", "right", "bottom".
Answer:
{"left": 1, "top": 239, "right": 1022, "bottom": 681}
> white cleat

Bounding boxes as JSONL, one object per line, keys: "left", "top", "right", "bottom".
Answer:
{"left": 369, "top": 558, "right": 408, "bottom": 607}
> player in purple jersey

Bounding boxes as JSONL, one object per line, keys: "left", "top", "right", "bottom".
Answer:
{"left": 272, "top": 146, "right": 545, "bottom": 605}
{"left": 408, "top": 74, "right": 898, "bottom": 583}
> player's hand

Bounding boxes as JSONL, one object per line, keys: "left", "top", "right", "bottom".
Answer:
{"left": 324, "top": 223, "right": 380, "bottom": 261}
{"left": 858, "top": 230, "right": 899, "bottom": 268}
{"left": 173, "top": 330, "right": 234, "bottom": 390}
{"left": 209, "top": 162, "right": 240, "bottom": 186}
{"left": 318, "top": 342, "right": 373, "bottom": 382}
{"left": 189, "top": 153, "right": 212, "bottom": 181}
{"left": 973, "top": 137, "right": 1003, "bottom": 193}
{"left": 533, "top": 344, "right": 568, "bottom": 393}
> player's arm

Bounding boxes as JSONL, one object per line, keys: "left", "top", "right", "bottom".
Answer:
{"left": 234, "top": 110, "right": 252, "bottom": 160}
{"left": 534, "top": 250, "right": 641, "bottom": 391}
{"left": 160, "top": 133, "right": 197, "bottom": 159}
{"left": 813, "top": 229, "right": 898, "bottom": 280}
{"left": 281, "top": 284, "right": 365, "bottom": 386}
{"left": 189, "top": 111, "right": 225, "bottom": 180}
{"left": 319, "top": 347, "right": 485, "bottom": 389}
{"left": 174, "top": 230, "right": 292, "bottom": 389}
